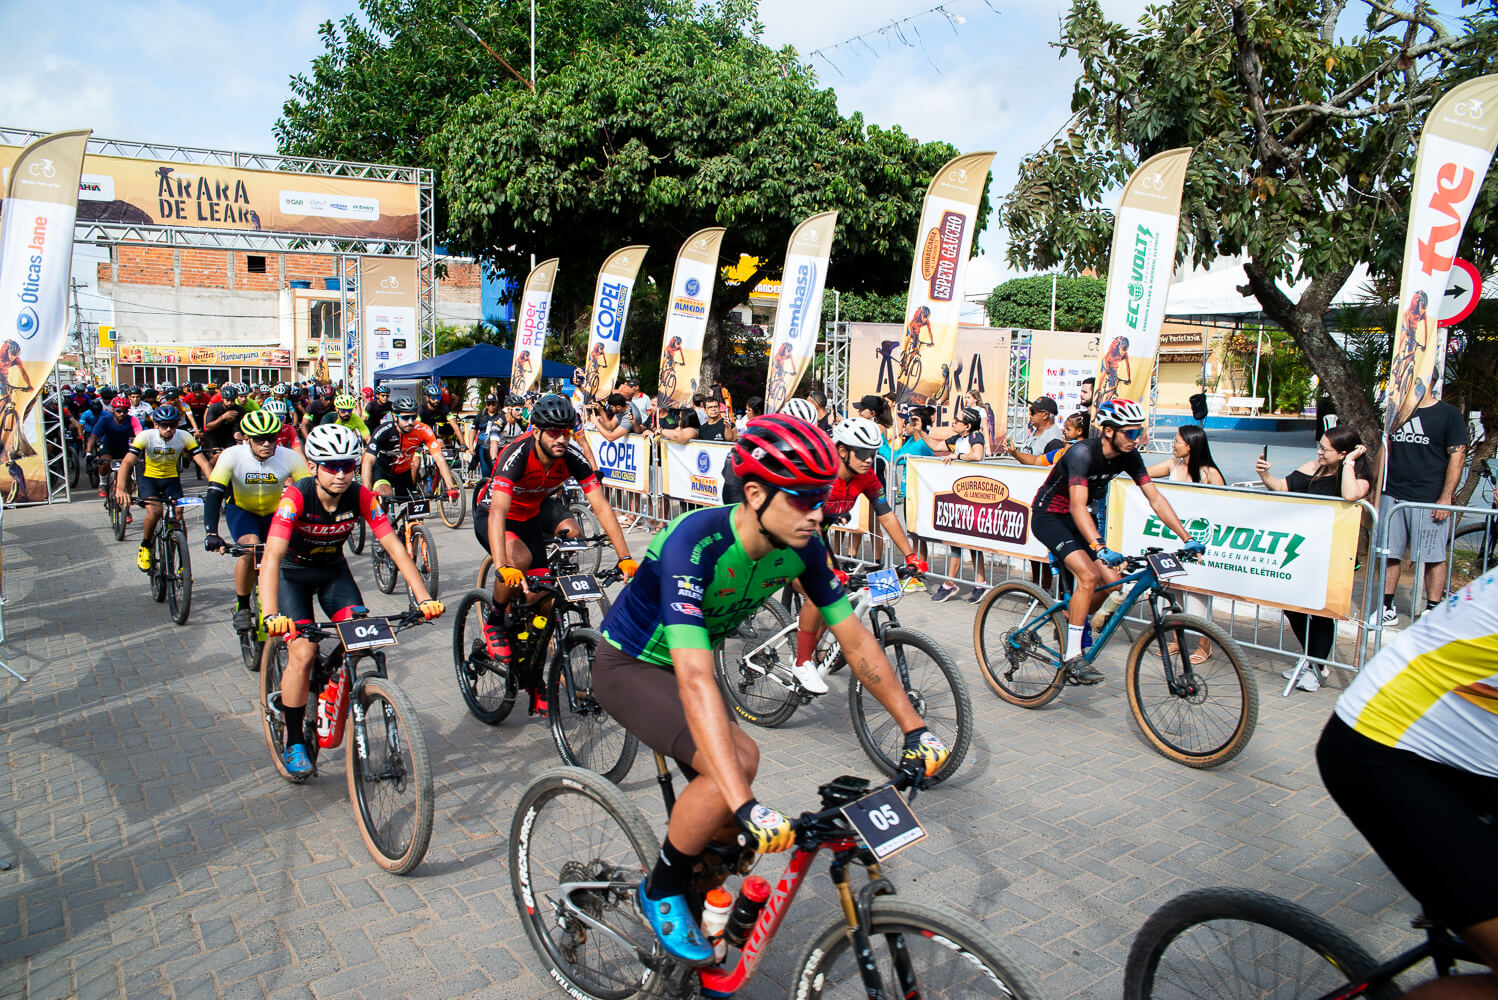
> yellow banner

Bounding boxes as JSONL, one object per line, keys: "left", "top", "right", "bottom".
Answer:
{"left": 849, "top": 323, "right": 1010, "bottom": 451}
{"left": 118, "top": 344, "right": 291, "bottom": 366}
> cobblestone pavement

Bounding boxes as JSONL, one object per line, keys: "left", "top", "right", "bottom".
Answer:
{"left": 1, "top": 496, "right": 1413, "bottom": 999}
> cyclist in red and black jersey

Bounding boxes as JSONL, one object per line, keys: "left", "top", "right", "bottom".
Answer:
{"left": 259, "top": 424, "right": 444, "bottom": 778}
{"left": 361, "top": 397, "right": 459, "bottom": 502}
{"left": 477, "top": 394, "right": 637, "bottom": 666}
{"left": 1030, "top": 399, "right": 1202, "bottom": 684}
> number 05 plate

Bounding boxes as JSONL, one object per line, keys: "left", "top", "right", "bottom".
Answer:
{"left": 840, "top": 785, "right": 926, "bottom": 860}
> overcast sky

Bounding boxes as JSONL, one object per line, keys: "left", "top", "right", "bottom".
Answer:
{"left": 0, "top": 0, "right": 1149, "bottom": 296}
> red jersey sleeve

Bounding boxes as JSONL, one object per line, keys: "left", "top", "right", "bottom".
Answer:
{"left": 268, "top": 486, "right": 304, "bottom": 543}
{"left": 359, "top": 486, "right": 396, "bottom": 541}
{"left": 563, "top": 443, "right": 602, "bottom": 493}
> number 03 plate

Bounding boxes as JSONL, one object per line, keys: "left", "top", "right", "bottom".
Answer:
{"left": 840, "top": 786, "right": 927, "bottom": 860}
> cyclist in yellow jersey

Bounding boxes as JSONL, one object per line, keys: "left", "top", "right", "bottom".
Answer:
{"left": 1318, "top": 566, "right": 1498, "bottom": 995}
{"left": 116, "top": 405, "right": 213, "bottom": 573}
{"left": 202, "top": 409, "right": 312, "bottom": 631}
{"left": 316, "top": 393, "right": 370, "bottom": 440}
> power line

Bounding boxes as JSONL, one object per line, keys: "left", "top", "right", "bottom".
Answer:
{"left": 805, "top": 0, "right": 1001, "bottom": 78}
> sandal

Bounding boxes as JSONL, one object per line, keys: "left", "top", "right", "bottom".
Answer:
{"left": 1189, "top": 649, "right": 1212, "bottom": 665}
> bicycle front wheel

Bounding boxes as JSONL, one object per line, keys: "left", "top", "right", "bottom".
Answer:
{"left": 547, "top": 627, "right": 638, "bottom": 783}
{"left": 793, "top": 897, "right": 1044, "bottom": 999}
{"left": 409, "top": 524, "right": 440, "bottom": 599}
{"left": 347, "top": 676, "right": 434, "bottom": 875}
{"left": 166, "top": 529, "right": 192, "bottom": 625}
{"left": 510, "top": 767, "right": 661, "bottom": 1000}
{"left": 348, "top": 516, "right": 367, "bottom": 555}
{"left": 150, "top": 537, "right": 168, "bottom": 603}
{"left": 476, "top": 555, "right": 492, "bottom": 591}
{"left": 110, "top": 499, "right": 127, "bottom": 541}
{"left": 568, "top": 503, "right": 605, "bottom": 574}
{"left": 438, "top": 484, "right": 466, "bottom": 529}
{"left": 973, "top": 581, "right": 1067, "bottom": 708}
{"left": 1122, "top": 887, "right": 1398, "bottom": 1000}
{"left": 452, "top": 589, "right": 516, "bottom": 724}
{"left": 1124, "top": 613, "right": 1258, "bottom": 768}
{"left": 849, "top": 627, "right": 971, "bottom": 784}
{"left": 713, "top": 599, "right": 799, "bottom": 727}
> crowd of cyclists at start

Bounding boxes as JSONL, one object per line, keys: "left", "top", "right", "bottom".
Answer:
{"left": 50, "top": 375, "right": 1498, "bottom": 993}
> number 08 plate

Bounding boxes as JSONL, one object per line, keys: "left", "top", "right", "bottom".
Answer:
{"left": 839, "top": 785, "right": 927, "bottom": 860}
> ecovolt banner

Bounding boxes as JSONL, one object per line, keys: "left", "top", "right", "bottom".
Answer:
{"left": 661, "top": 439, "right": 734, "bottom": 505}
{"left": 1384, "top": 74, "right": 1498, "bottom": 432}
{"left": 1105, "top": 479, "right": 1364, "bottom": 618}
{"left": 764, "top": 212, "right": 837, "bottom": 412}
{"left": 580, "top": 246, "right": 647, "bottom": 402}
{"left": 904, "top": 458, "right": 1050, "bottom": 561}
{"left": 895, "top": 152, "right": 994, "bottom": 406}
{"left": 1094, "top": 147, "right": 1192, "bottom": 408}
{"left": 0, "top": 129, "right": 89, "bottom": 501}
{"left": 360, "top": 256, "right": 419, "bottom": 379}
{"left": 511, "top": 257, "right": 559, "bottom": 395}
{"left": 584, "top": 431, "right": 650, "bottom": 494}
{"left": 659, "top": 228, "right": 725, "bottom": 408}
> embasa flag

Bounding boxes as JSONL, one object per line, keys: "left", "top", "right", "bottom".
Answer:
{"left": 764, "top": 212, "right": 837, "bottom": 413}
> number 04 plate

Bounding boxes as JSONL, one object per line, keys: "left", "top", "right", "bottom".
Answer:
{"left": 840, "top": 785, "right": 927, "bottom": 860}
{"left": 335, "top": 618, "right": 399, "bottom": 651}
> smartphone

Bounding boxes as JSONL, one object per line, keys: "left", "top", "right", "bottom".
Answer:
{"left": 1261, "top": 445, "right": 1268, "bottom": 461}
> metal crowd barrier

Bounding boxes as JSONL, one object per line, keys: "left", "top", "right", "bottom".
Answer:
{"left": 1368, "top": 499, "right": 1498, "bottom": 655}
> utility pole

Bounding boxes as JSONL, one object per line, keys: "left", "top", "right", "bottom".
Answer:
{"left": 70, "top": 280, "right": 94, "bottom": 380}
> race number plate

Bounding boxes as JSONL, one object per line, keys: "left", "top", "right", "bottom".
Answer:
{"left": 1147, "top": 552, "right": 1188, "bottom": 580}
{"left": 867, "top": 568, "right": 901, "bottom": 605}
{"left": 335, "top": 618, "right": 399, "bottom": 651}
{"left": 558, "top": 574, "right": 605, "bottom": 602}
{"left": 554, "top": 536, "right": 588, "bottom": 552}
{"left": 175, "top": 496, "right": 203, "bottom": 508}
{"left": 407, "top": 499, "right": 430, "bottom": 518}
{"left": 840, "top": 786, "right": 926, "bottom": 860}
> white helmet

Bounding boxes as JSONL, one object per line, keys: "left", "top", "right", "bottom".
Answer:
{"left": 832, "top": 416, "right": 884, "bottom": 451}
{"left": 782, "top": 398, "right": 818, "bottom": 422}
{"left": 304, "top": 423, "right": 363, "bottom": 463}
{"left": 1097, "top": 398, "right": 1147, "bottom": 428}
{"left": 263, "top": 399, "right": 290, "bottom": 418}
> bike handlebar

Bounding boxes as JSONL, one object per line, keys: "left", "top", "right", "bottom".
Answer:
{"left": 294, "top": 609, "right": 427, "bottom": 642}
{"left": 1122, "top": 546, "right": 1201, "bottom": 572}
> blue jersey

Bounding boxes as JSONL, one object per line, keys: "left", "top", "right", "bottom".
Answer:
{"left": 91, "top": 412, "right": 138, "bottom": 454}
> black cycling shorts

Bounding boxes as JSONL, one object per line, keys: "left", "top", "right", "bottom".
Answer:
{"left": 1317, "top": 714, "right": 1498, "bottom": 931}
{"left": 1030, "top": 510, "right": 1091, "bottom": 563}
{"left": 593, "top": 640, "right": 709, "bottom": 780}
{"left": 138, "top": 476, "right": 184, "bottom": 504}
{"left": 475, "top": 494, "right": 574, "bottom": 568}
{"left": 279, "top": 561, "right": 364, "bottom": 625}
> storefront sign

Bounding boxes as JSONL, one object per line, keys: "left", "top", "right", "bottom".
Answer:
{"left": 585, "top": 431, "right": 649, "bottom": 494}
{"left": 117, "top": 343, "right": 291, "bottom": 366}
{"left": 662, "top": 440, "right": 734, "bottom": 505}
{"left": 905, "top": 458, "right": 1050, "bottom": 560}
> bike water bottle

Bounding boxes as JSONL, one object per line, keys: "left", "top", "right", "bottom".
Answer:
{"left": 723, "top": 876, "right": 771, "bottom": 949}
{"left": 315, "top": 680, "right": 337, "bottom": 746}
{"left": 700, "top": 888, "right": 733, "bottom": 963}
{"left": 326, "top": 669, "right": 351, "bottom": 748}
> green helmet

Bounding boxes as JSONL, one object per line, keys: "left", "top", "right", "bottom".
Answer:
{"left": 240, "top": 410, "right": 282, "bottom": 437}
{"left": 334, "top": 393, "right": 359, "bottom": 410}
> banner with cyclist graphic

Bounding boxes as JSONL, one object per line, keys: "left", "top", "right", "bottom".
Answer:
{"left": 764, "top": 212, "right": 837, "bottom": 413}
{"left": 1105, "top": 479, "right": 1364, "bottom": 618}
{"left": 893, "top": 152, "right": 994, "bottom": 406}
{"left": 580, "top": 246, "right": 648, "bottom": 403}
{"left": 1384, "top": 74, "right": 1498, "bottom": 432}
{"left": 658, "top": 228, "right": 725, "bottom": 409}
{"left": 511, "top": 257, "right": 559, "bottom": 396}
{"left": 661, "top": 439, "right": 734, "bottom": 505}
{"left": 584, "top": 431, "right": 650, "bottom": 494}
{"left": 904, "top": 458, "right": 1051, "bottom": 561}
{"left": 0, "top": 129, "right": 90, "bottom": 503}
{"left": 848, "top": 322, "right": 1010, "bottom": 447}
{"left": 1093, "top": 147, "right": 1192, "bottom": 411}
{"left": 360, "top": 256, "right": 419, "bottom": 380}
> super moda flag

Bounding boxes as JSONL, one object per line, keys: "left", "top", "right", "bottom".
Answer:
{"left": 894, "top": 152, "right": 994, "bottom": 405}
{"left": 580, "top": 246, "right": 648, "bottom": 402}
{"left": 1093, "top": 147, "right": 1192, "bottom": 408}
{"left": 1384, "top": 74, "right": 1498, "bottom": 432}
{"left": 658, "top": 227, "right": 725, "bottom": 408}
{"left": 764, "top": 212, "right": 837, "bottom": 413}
{"left": 511, "top": 257, "right": 559, "bottom": 395}
{"left": 0, "top": 129, "right": 89, "bottom": 463}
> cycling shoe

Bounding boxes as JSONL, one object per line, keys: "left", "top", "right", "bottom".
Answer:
{"left": 636, "top": 883, "right": 714, "bottom": 966}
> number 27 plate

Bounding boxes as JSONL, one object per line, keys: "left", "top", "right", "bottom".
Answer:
{"left": 840, "top": 786, "right": 927, "bottom": 860}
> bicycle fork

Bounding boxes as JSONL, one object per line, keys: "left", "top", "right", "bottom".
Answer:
{"left": 832, "top": 858, "right": 911, "bottom": 1000}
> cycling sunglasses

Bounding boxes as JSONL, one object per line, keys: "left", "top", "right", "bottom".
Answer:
{"left": 318, "top": 460, "right": 358, "bottom": 475}
{"left": 249, "top": 434, "right": 278, "bottom": 445}
{"left": 112, "top": 408, "right": 130, "bottom": 417}
{"left": 537, "top": 425, "right": 572, "bottom": 438}
{"left": 394, "top": 413, "right": 416, "bottom": 422}
{"left": 849, "top": 446, "right": 878, "bottom": 462}
{"left": 778, "top": 485, "right": 831, "bottom": 513}
{"left": 1117, "top": 427, "right": 1145, "bottom": 441}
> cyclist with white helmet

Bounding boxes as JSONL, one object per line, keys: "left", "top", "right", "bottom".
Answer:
{"left": 259, "top": 423, "right": 444, "bottom": 777}
{"left": 720, "top": 397, "right": 819, "bottom": 505}
{"left": 1029, "top": 398, "right": 1204, "bottom": 684}
{"left": 260, "top": 399, "right": 303, "bottom": 457}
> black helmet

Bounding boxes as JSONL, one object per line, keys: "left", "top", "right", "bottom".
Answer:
{"left": 530, "top": 394, "right": 576, "bottom": 429}
{"left": 392, "top": 396, "right": 419, "bottom": 416}
{"left": 190, "top": 381, "right": 205, "bottom": 394}
{"left": 220, "top": 384, "right": 240, "bottom": 401}
{"left": 504, "top": 394, "right": 524, "bottom": 407}
{"left": 484, "top": 394, "right": 499, "bottom": 405}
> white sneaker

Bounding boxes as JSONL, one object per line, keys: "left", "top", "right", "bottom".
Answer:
{"left": 1381, "top": 606, "right": 1399, "bottom": 625}
{"left": 1294, "top": 669, "right": 1322, "bottom": 692}
{"left": 1281, "top": 657, "right": 1310, "bottom": 681}
{"left": 790, "top": 660, "right": 829, "bottom": 695}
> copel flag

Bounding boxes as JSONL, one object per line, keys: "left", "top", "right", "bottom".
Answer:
{"left": 511, "top": 257, "right": 559, "bottom": 395}
{"left": 764, "top": 212, "right": 837, "bottom": 413}
{"left": 659, "top": 227, "right": 725, "bottom": 408}
{"left": 1093, "top": 147, "right": 1192, "bottom": 409}
{"left": 581, "top": 246, "right": 648, "bottom": 403}
{"left": 1385, "top": 74, "right": 1498, "bottom": 432}
{"left": 894, "top": 152, "right": 994, "bottom": 406}
{"left": 0, "top": 129, "right": 90, "bottom": 465}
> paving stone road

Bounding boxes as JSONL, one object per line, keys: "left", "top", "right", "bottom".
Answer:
{"left": 1, "top": 494, "right": 1415, "bottom": 998}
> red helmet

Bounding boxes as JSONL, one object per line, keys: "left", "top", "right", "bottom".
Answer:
{"left": 110, "top": 395, "right": 130, "bottom": 408}
{"left": 360, "top": 386, "right": 374, "bottom": 401}
{"left": 732, "top": 414, "right": 837, "bottom": 489}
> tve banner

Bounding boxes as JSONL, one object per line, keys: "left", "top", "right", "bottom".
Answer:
{"left": 360, "top": 256, "right": 419, "bottom": 379}
{"left": 1105, "top": 480, "right": 1364, "bottom": 618}
{"left": 580, "top": 246, "right": 647, "bottom": 403}
{"left": 584, "top": 431, "right": 650, "bottom": 494}
{"left": 1384, "top": 74, "right": 1498, "bottom": 431}
{"left": 764, "top": 212, "right": 837, "bottom": 412}
{"left": 659, "top": 228, "right": 725, "bottom": 408}
{"left": 904, "top": 458, "right": 1051, "bottom": 561}
{"left": 512, "top": 258, "right": 559, "bottom": 395}
{"left": 661, "top": 440, "right": 735, "bottom": 505}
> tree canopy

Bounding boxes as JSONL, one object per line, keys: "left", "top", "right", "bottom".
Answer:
{"left": 1002, "top": 0, "right": 1497, "bottom": 451}
{"left": 985, "top": 274, "right": 1105, "bottom": 331}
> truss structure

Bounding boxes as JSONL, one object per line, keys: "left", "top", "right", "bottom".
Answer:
{"left": 1006, "top": 330, "right": 1031, "bottom": 440}
{"left": 823, "top": 321, "right": 851, "bottom": 412}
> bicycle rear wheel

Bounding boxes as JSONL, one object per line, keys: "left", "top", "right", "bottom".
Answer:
{"left": 347, "top": 676, "right": 434, "bottom": 875}
{"left": 451, "top": 589, "right": 516, "bottom": 724}
{"left": 372, "top": 538, "right": 398, "bottom": 593}
{"left": 713, "top": 600, "right": 799, "bottom": 727}
{"left": 1122, "top": 887, "right": 1399, "bottom": 1000}
{"left": 547, "top": 627, "right": 638, "bottom": 783}
{"left": 437, "top": 485, "right": 466, "bottom": 529}
{"left": 1124, "top": 613, "right": 1258, "bottom": 768}
{"left": 568, "top": 503, "right": 605, "bottom": 574}
{"left": 972, "top": 581, "right": 1067, "bottom": 708}
{"left": 510, "top": 767, "right": 661, "bottom": 1000}
{"left": 409, "top": 524, "right": 440, "bottom": 599}
{"left": 849, "top": 626, "right": 971, "bottom": 784}
{"left": 793, "top": 897, "right": 1044, "bottom": 999}
{"left": 259, "top": 638, "right": 313, "bottom": 784}
{"left": 165, "top": 529, "right": 192, "bottom": 625}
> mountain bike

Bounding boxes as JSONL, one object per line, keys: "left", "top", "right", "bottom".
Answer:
{"left": 135, "top": 495, "right": 198, "bottom": 625}
{"left": 973, "top": 546, "right": 1258, "bottom": 768}
{"left": 715, "top": 564, "right": 972, "bottom": 784}
{"left": 105, "top": 460, "right": 130, "bottom": 541}
{"left": 218, "top": 543, "right": 267, "bottom": 672}
{"left": 509, "top": 758, "right": 1043, "bottom": 1000}
{"left": 372, "top": 494, "right": 439, "bottom": 599}
{"left": 259, "top": 608, "right": 434, "bottom": 874}
{"left": 1123, "top": 886, "right": 1479, "bottom": 999}
{"left": 476, "top": 485, "right": 608, "bottom": 587}
{"left": 417, "top": 446, "right": 466, "bottom": 528}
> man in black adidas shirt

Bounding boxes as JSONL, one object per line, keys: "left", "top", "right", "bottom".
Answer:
{"left": 1380, "top": 391, "right": 1468, "bottom": 623}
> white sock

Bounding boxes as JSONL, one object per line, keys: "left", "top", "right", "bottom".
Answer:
{"left": 1066, "top": 625, "right": 1084, "bottom": 660}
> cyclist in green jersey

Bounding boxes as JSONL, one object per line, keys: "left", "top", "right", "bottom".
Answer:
{"left": 318, "top": 393, "right": 370, "bottom": 441}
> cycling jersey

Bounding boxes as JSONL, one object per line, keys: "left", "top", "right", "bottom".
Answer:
{"left": 208, "top": 443, "right": 311, "bottom": 516}
{"left": 90, "top": 412, "right": 142, "bottom": 456}
{"left": 275, "top": 425, "right": 300, "bottom": 451}
{"left": 129, "top": 428, "right": 202, "bottom": 479}
{"left": 365, "top": 420, "right": 441, "bottom": 474}
{"left": 1031, "top": 436, "right": 1150, "bottom": 515}
{"left": 1335, "top": 567, "right": 1498, "bottom": 778}
{"left": 317, "top": 411, "right": 370, "bottom": 436}
{"left": 600, "top": 504, "right": 852, "bottom": 668}
{"left": 128, "top": 402, "right": 154, "bottom": 424}
{"left": 268, "top": 478, "right": 394, "bottom": 567}
{"left": 479, "top": 433, "right": 600, "bottom": 521}
{"left": 827, "top": 468, "right": 893, "bottom": 519}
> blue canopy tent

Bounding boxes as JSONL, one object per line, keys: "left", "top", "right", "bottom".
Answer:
{"left": 370, "top": 344, "right": 575, "bottom": 385}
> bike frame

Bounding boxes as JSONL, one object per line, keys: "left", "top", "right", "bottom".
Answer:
{"left": 736, "top": 578, "right": 902, "bottom": 686}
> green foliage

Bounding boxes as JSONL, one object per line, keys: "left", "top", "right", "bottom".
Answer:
{"left": 985, "top": 274, "right": 1105, "bottom": 331}
{"left": 832, "top": 289, "right": 906, "bottom": 325}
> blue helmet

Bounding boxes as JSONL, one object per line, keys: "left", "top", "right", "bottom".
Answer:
{"left": 152, "top": 404, "right": 182, "bottom": 424}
